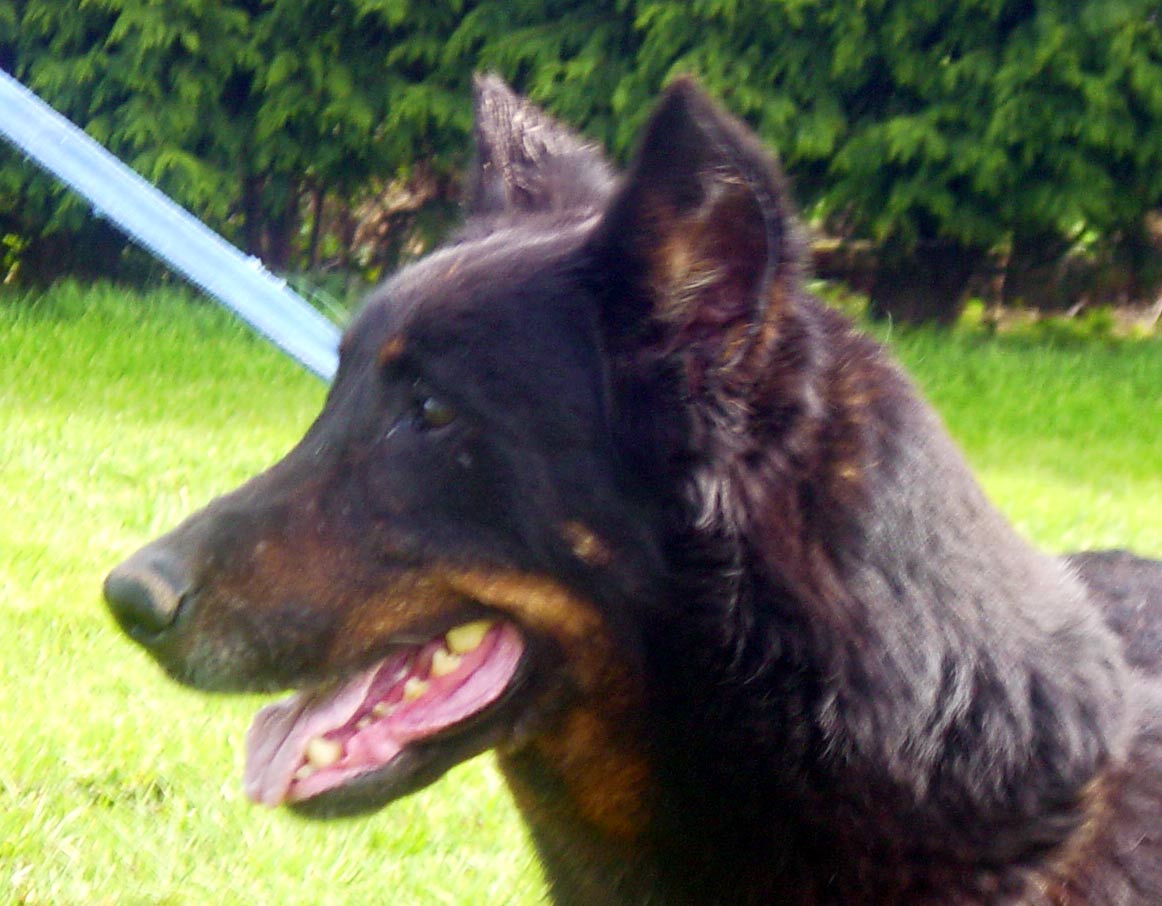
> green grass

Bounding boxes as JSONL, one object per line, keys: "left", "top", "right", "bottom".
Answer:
{"left": 888, "top": 325, "right": 1162, "bottom": 553}
{"left": 0, "top": 283, "right": 543, "bottom": 905}
{"left": 1, "top": 283, "right": 1159, "bottom": 904}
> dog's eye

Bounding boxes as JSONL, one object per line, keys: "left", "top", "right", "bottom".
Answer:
{"left": 413, "top": 394, "right": 457, "bottom": 431}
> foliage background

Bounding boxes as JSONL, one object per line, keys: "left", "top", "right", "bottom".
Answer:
{"left": 2, "top": 0, "right": 1161, "bottom": 319}
{"left": 2, "top": 5, "right": 1159, "bottom": 898}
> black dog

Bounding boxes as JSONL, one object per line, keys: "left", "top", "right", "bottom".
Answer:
{"left": 105, "top": 77, "right": 1162, "bottom": 904}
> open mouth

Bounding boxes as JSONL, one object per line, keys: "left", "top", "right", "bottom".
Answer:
{"left": 243, "top": 618, "right": 525, "bottom": 808}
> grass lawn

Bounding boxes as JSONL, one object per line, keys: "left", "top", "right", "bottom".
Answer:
{"left": 1, "top": 282, "right": 1159, "bottom": 905}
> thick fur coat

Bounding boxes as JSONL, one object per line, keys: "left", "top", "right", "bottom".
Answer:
{"left": 105, "top": 78, "right": 1162, "bottom": 904}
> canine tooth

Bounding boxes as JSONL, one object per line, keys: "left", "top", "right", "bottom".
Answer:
{"left": 403, "top": 677, "right": 429, "bottom": 701}
{"left": 305, "top": 736, "right": 343, "bottom": 769}
{"left": 430, "top": 647, "right": 463, "bottom": 678}
{"left": 445, "top": 620, "right": 493, "bottom": 655}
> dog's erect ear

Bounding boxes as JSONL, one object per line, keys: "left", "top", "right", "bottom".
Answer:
{"left": 467, "top": 74, "right": 614, "bottom": 218}
{"left": 589, "top": 79, "right": 804, "bottom": 389}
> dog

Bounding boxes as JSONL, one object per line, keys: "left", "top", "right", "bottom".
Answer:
{"left": 104, "top": 76, "right": 1162, "bottom": 904}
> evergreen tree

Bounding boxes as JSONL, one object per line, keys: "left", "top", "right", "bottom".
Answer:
{"left": 620, "top": 0, "right": 1162, "bottom": 320}
{"left": 0, "top": 0, "right": 469, "bottom": 275}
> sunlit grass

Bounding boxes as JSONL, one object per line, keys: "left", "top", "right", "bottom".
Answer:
{"left": 1, "top": 282, "right": 1158, "bottom": 904}
{"left": 889, "top": 326, "right": 1162, "bottom": 554}
{"left": 0, "top": 283, "right": 542, "bottom": 905}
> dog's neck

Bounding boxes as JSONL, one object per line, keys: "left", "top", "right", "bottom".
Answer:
{"left": 696, "top": 311, "right": 1130, "bottom": 866}
{"left": 500, "top": 311, "right": 1131, "bottom": 905}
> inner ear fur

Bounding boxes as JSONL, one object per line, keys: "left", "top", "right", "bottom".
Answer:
{"left": 590, "top": 78, "right": 805, "bottom": 383}
{"left": 468, "top": 74, "right": 615, "bottom": 218}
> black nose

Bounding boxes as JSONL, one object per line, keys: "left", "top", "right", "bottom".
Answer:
{"left": 103, "top": 547, "right": 191, "bottom": 642}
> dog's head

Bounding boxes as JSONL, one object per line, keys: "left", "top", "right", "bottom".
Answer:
{"left": 103, "top": 77, "right": 807, "bottom": 819}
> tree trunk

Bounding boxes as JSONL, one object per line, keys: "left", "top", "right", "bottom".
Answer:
{"left": 1002, "top": 230, "right": 1083, "bottom": 311}
{"left": 868, "top": 240, "right": 982, "bottom": 326}
{"left": 306, "top": 184, "right": 326, "bottom": 271}
{"left": 263, "top": 184, "right": 300, "bottom": 273}
{"left": 240, "top": 173, "right": 266, "bottom": 262}
{"left": 239, "top": 172, "right": 301, "bottom": 272}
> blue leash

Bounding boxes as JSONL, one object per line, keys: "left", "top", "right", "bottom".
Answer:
{"left": 0, "top": 69, "right": 339, "bottom": 382}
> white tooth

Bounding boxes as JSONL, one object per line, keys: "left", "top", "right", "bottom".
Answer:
{"left": 293, "top": 764, "right": 315, "bottom": 781}
{"left": 356, "top": 716, "right": 373, "bottom": 730}
{"left": 430, "top": 647, "right": 462, "bottom": 678}
{"left": 371, "top": 702, "right": 393, "bottom": 718}
{"left": 305, "top": 736, "right": 343, "bottom": 769}
{"left": 445, "top": 620, "right": 493, "bottom": 655}
{"left": 402, "top": 677, "right": 429, "bottom": 701}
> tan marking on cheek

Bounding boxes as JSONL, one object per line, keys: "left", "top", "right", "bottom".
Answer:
{"left": 443, "top": 570, "right": 616, "bottom": 707}
{"left": 559, "top": 521, "right": 612, "bottom": 567}
{"left": 442, "top": 570, "right": 605, "bottom": 657}
{"left": 444, "top": 569, "right": 651, "bottom": 840}
{"left": 333, "top": 569, "right": 613, "bottom": 685}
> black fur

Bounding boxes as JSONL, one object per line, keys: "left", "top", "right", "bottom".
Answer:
{"left": 105, "top": 78, "right": 1162, "bottom": 904}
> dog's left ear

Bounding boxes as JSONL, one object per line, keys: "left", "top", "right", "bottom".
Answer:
{"left": 468, "top": 74, "right": 615, "bottom": 218}
{"left": 589, "top": 79, "right": 804, "bottom": 390}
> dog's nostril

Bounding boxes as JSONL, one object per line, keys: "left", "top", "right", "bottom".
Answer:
{"left": 103, "top": 549, "right": 190, "bottom": 641}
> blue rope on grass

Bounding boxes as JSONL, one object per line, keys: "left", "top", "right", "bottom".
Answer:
{"left": 0, "top": 69, "right": 339, "bottom": 382}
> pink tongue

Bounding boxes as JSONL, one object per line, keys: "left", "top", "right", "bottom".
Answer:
{"left": 243, "top": 623, "right": 523, "bottom": 807}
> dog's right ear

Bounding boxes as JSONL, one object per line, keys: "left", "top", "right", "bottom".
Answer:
{"left": 467, "top": 74, "right": 614, "bottom": 218}
{"left": 587, "top": 79, "right": 804, "bottom": 396}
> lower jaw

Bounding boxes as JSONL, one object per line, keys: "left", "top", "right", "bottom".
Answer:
{"left": 288, "top": 750, "right": 450, "bottom": 819}
{"left": 286, "top": 680, "right": 532, "bottom": 819}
